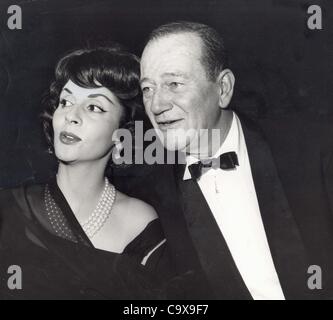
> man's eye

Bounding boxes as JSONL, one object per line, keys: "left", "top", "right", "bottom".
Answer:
{"left": 59, "top": 98, "right": 73, "bottom": 108}
{"left": 168, "top": 82, "right": 183, "bottom": 89}
{"left": 87, "top": 104, "right": 105, "bottom": 113}
{"left": 142, "top": 86, "right": 153, "bottom": 97}
{"left": 142, "top": 87, "right": 151, "bottom": 93}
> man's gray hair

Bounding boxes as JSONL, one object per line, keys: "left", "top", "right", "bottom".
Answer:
{"left": 145, "top": 21, "right": 229, "bottom": 81}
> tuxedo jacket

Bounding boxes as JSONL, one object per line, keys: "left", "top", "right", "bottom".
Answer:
{"left": 112, "top": 113, "right": 333, "bottom": 300}
{"left": 321, "top": 117, "right": 333, "bottom": 223}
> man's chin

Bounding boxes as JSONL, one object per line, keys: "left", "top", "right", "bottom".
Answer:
{"left": 160, "top": 139, "right": 188, "bottom": 153}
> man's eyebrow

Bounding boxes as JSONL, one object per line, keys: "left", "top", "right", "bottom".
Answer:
{"left": 162, "top": 71, "right": 187, "bottom": 77}
{"left": 140, "top": 78, "right": 156, "bottom": 85}
{"left": 162, "top": 72, "right": 189, "bottom": 78}
{"left": 140, "top": 73, "right": 189, "bottom": 85}
{"left": 88, "top": 93, "right": 114, "bottom": 104}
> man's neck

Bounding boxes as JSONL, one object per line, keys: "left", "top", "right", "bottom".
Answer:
{"left": 186, "top": 110, "right": 234, "bottom": 159}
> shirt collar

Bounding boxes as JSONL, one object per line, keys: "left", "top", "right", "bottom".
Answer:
{"left": 183, "top": 112, "right": 240, "bottom": 180}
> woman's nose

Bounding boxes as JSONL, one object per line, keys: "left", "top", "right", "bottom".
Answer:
{"left": 65, "top": 105, "right": 82, "bottom": 125}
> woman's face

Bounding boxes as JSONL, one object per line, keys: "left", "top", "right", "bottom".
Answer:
{"left": 52, "top": 80, "right": 123, "bottom": 164}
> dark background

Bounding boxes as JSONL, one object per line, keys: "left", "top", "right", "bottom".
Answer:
{"left": 0, "top": 0, "right": 332, "bottom": 188}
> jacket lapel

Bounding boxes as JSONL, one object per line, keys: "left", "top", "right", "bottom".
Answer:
{"left": 175, "top": 163, "right": 252, "bottom": 299}
{"left": 240, "top": 115, "right": 311, "bottom": 299}
{"left": 151, "top": 164, "right": 215, "bottom": 299}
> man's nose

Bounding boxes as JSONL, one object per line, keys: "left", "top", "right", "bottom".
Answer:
{"left": 65, "top": 105, "right": 82, "bottom": 125}
{"left": 150, "top": 88, "right": 173, "bottom": 115}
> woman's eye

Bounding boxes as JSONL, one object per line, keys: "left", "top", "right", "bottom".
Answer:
{"left": 59, "top": 98, "right": 73, "bottom": 108}
{"left": 87, "top": 104, "right": 105, "bottom": 113}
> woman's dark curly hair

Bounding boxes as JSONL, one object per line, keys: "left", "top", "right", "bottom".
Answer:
{"left": 41, "top": 44, "right": 142, "bottom": 151}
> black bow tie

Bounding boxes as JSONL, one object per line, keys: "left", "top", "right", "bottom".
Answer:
{"left": 188, "top": 151, "right": 239, "bottom": 180}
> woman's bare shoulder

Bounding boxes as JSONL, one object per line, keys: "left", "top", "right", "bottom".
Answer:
{"left": 114, "top": 191, "right": 158, "bottom": 226}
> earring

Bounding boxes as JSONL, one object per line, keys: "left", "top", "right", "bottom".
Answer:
{"left": 113, "top": 141, "right": 124, "bottom": 160}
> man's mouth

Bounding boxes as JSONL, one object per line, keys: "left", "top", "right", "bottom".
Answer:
{"left": 59, "top": 131, "right": 82, "bottom": 145}
{"left": 156, "top": 119, "right": 183, "bottom": 130}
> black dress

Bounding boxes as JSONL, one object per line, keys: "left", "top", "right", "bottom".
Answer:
{"left": 0, "top": 180, "right": 174, "bottom": 300}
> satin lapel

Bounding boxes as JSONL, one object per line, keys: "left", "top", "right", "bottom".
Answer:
{"left": 239, "top": 116, "right": 311, "bottom": 299}
{"left": 150, "top": 164, "right": 215, "bottom": 299}
{"left": 174, "top": 164, "right": 252, "bottom": 299}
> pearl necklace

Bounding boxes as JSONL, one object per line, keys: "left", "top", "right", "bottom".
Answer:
{"left": 81, "top": 178, "right": 116, "bottom": 239}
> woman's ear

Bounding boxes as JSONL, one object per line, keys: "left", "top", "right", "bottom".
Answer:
{"left": 217, "top": 69, "right": 235, "bottom": 109}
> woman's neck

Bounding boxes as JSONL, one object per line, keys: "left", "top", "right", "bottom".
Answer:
{"left": 56, "top": 160, "right": 108, "bottom": 220}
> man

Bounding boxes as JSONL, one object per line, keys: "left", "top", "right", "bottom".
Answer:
{"left": 117, "top": 21, "right": 333, "bottom": 299}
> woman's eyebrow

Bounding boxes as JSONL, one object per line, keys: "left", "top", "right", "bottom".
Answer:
{"left": 88, "top": 93, "right": 114, "bottom": 104}
{"left": 62, "top": 88, "right": 72, "bottom": 94}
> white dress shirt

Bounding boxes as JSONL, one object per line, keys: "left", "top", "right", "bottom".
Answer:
{"left": 183, "top": 113, "right": 285, "bottom": 300}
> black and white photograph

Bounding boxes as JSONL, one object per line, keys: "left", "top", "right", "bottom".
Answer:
{"left": 0, "top": 0, "right": 332, "bottom": 305}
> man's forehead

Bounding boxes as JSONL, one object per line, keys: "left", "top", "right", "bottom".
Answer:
{"left": 141, "top": 33, "right": 204, "bottom": 79}
{"left": 142, "top": 32, "right": 203, "bottom": 59}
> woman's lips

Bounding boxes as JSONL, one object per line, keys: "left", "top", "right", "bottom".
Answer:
{"left": 59, "top": 131, "right": 82, "bottom": 145}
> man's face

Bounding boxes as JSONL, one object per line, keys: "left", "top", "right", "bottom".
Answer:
{"left": 140, "top": 33, "right": 223, "bottom": 152}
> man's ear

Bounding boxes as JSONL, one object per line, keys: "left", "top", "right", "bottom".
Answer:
{"left": 217, "top": 69, "right": 235, "bottom": 109}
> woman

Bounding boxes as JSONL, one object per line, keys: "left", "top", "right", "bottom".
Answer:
{"left": 0, "top": 45, "right": 173, "bottom": 299}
